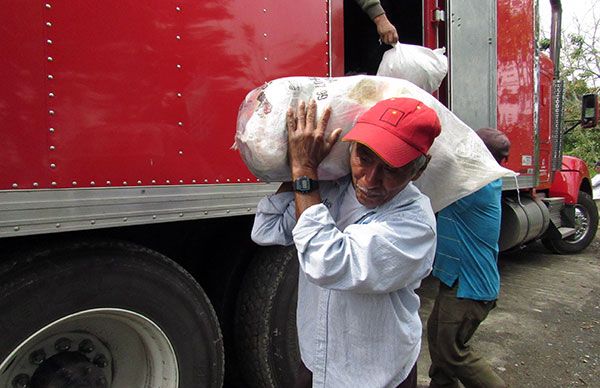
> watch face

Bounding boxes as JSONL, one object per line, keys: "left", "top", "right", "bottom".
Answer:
{"left": 294, "top": 176, "right": 317, "bottom": 193}
{"left": 298, "top": 178, "right": 310, "bottom": 191}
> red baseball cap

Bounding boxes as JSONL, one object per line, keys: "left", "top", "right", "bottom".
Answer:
{"left": 342, "top": 97, "right": 441, "bottom": 168}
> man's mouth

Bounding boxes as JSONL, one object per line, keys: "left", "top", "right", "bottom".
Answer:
{"left": 356, "top": 185, "right": 384, "bottom": 199}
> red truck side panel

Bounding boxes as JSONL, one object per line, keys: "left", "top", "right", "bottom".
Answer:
{"left": 1, "top": 1, "right": 331, "bottom": 190}
{"left": 537, "top": 53, "right": 554, "bottom": 188}
{"left": 1, "top": 2, "right": 49, "bottom": 188}
{"left": 497, "top": 0, "right": 536, "bottom": 177}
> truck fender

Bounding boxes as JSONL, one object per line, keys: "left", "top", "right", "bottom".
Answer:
{"left": 549, "top": 156, "right": 592, "bottom": 204}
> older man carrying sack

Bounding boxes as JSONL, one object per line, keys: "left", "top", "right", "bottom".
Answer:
{"left": 251, "top": 97, "right": 441, "bottom": 387}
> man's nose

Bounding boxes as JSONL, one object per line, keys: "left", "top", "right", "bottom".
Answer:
{"left": 363, "top": 165, "right": 383, "bottom": 186}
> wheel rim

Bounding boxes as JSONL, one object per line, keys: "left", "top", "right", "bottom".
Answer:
{"left": 0, "top": 308, "right": 178, "bottom": 388}
{"left": 566, "top": 204, "right": 590, "bottom": 244}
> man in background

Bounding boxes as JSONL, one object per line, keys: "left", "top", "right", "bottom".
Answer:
{"left": 592, "top": 161, "right": 600, "bottom": 206}
{"left": 355, "top": 0, "right": 399, "bottom": 45}
{"left": 346, "top": 0, "right": 399, "bottom": 75}
{"left": 427, "top": 128, "right": 510, "bottom": 388}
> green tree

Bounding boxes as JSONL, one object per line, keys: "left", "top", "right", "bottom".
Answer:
{"left": 558, "top": 4, "right": 600, "bottom": 173}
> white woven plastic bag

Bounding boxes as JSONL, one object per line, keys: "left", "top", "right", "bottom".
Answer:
{"left": 234, "top": 76, "right": 385, "bottom": 182}
{"left": 233, "top": 75, "right": 514, "bottom": 212}
{"left": 376, "top": 43, "right": 448, "bottom": 93}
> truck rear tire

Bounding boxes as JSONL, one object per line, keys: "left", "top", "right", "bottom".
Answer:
{"left": 235, "top": 245, "right": 300, "bottom": 388}
{"left": 542, "top": 191, "right": 599, "bottom": 254}
{"left": 0, "top": 240, "right": 224, "bottom": 388}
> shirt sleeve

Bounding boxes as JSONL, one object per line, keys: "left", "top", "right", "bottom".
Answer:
{"left": 251, "top": 192, "right": 297, "bottom": 246}
{"left": 353, "top": 0, "right": 385, "bottom": 20}
{"left": 292, "top": 203, "right": 436, "bottom": 293}
{"left": 447, "top": 194, "right": 473, "bottom": 215}
{"left": 450, "top": 180, "right": 500, "bottom": 216}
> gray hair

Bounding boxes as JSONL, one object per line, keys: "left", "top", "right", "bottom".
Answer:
{"left": 409, "top": 154, "right": 428, "bottom": 173}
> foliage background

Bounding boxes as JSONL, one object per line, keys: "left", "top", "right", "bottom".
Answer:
{"left": 547, "top": 3, "right": 600, "bottom": 175}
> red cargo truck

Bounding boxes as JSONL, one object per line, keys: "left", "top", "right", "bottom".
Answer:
{"left": 0, "top": 0, "right": 597, "bottom": 387}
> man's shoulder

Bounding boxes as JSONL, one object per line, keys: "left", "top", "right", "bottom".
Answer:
{"left": 385, "top": 183, "right": 436, "bottom": 223}
{"left": 320, "top": 175, "right": 351, "bottom": 195}
{"left": 476, "top": 179, "right": 503, "bottom": 194}
{"left": 393, "top": 182, "right": 430, "bottom": 207}
{"left": 465, "top": 179, "right": 502, "bottom": 201}
{"left": 439, "top": 179, "right": 501, "bottom": 217}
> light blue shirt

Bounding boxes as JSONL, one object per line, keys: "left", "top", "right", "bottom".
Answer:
{"left": 432, "top": 179, "right": 502, "bottom": 301}
{"left": 252, "top": 176, "right": 437, "bottom": 387}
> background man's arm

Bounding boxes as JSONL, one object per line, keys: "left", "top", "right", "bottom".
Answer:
{"left": 354, "top": 0, "right": 399, "bottom": 45}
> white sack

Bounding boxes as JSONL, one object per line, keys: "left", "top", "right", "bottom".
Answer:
{"left": 233, "top": 75, "right": 515, "bottom": 212}
{"left": 376, "top": 43, "right": 448, "bottom": 93}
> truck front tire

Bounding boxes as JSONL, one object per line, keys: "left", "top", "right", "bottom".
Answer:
{"left": 543, "top": 191, "right": 599, "bottom": 254}
{"left": 0, "top": 240, "right": 224, "bottom": 388}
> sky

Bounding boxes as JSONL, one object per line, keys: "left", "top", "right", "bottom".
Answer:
{"left": 538, "top": 1, "right": 599, "bottom": 89}
{"left": 539, "top": 1, "right": 599, "bottom": 36}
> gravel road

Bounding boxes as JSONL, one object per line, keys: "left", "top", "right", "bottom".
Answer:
{"left": 416, "top": 229, "right": 600, "bottom": 387}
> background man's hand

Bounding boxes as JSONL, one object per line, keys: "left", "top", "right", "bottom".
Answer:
{"left": 373, "top": 14, "right": 398, "bottom": 45}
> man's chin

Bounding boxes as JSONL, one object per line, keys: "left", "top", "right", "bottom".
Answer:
{"left": 356, "top": 193, "right": 385, "bottom": 208}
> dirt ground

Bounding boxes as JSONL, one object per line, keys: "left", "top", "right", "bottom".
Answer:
{"left": 416, "top": 228, "right": 600, "bottom": 387}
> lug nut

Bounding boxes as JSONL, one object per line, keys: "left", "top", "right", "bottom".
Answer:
{"left": 93, "top": 354, "right": 108, "bottom": 368}
{"left": 12, "top": 374, "right": 30, "bottom": 388}
{"left": 78, "top": 339, "right": 95, "bottom": 353}
{"left": 30, "top": 349, "right": 46, "bottom": 365}
{"left": 55, "top": 337, "right": 72, "bottom": 351}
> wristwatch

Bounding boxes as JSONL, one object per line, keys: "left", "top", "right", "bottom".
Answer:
{"left": 293, "top": 176, "right": 319, "bottom": 194}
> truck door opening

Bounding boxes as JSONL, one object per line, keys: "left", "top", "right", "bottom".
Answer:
{"left": 344, "top": 0, "right": 424, "bottom": 75}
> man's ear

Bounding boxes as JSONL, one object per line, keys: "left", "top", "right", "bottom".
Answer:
{"left": 411, "top": 154, "right": 431, "bottom": 181}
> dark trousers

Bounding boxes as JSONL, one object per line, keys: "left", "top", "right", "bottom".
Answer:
{"left": 426, "top": 281, "right": 506, "bottom": 388}
{"left": 294, "top": 360, "right": 417, "bottom": 388}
